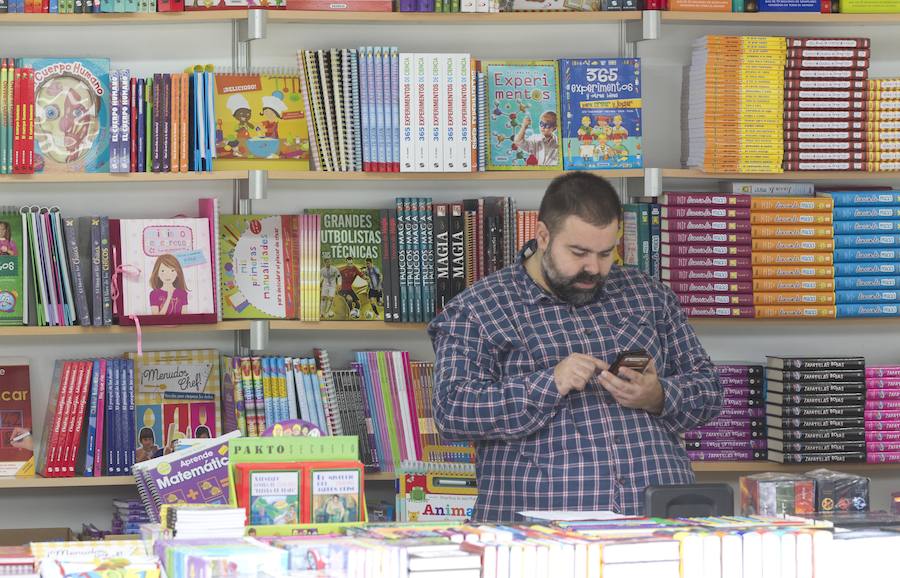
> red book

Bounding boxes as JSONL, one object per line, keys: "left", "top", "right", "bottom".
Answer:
{"left": 659, "top": 192, "right": 751, "bottom": 207}
{"left": 662, "top": 255, "right": 752, "bottom": 270}
{"left": 784, "top": 79, "right": 867, "bottom": 92}
{"left": 661, "top": 268, "right": 752, "bottom": 282}
{"left": 787, "top": 48, "right": 870, "bottom": 61}
{"left": 675, "top": 292, "right": 754, "bottom": 307}
{"left": 783, "top": 160, "right": 865, "bottom": 171}
{"left": 785, "top": 140, "right": 867, "bottom": 151}
{"left": 784, "top": 150, "right": 867, "bottom": 162}
{"left": 24, "top": 68, "right": 34, "bottom": 174}
{"left": 784, "top": 98, "right": 866, "bottom": 111}
{"left": 661, "top": 243, "right": 752, "bottom": 258}
{"left": 660, "top": 218, "right": 751, "bottom": 233}
{"left": 660, "top": 206, "right": 751, "bottom": 220}
{"left": 785, "top": 58, "right": 870, "bottom": 70}
{"left": 660, "top": 231, "right": 752, "bottom": 245}
{"left": 666, "top": 280, "right": 755, "bottom": 294}
{"left": 786, "top": 68, "right": 869, "bottom": 80}
{"left": 784, "top": 129, "right": 867, "bottom": 141}
{"left": 787, "top": 38, "right": 871, "bottom": 49}
{"left": 784, "top": 89, "right": 866, "bottom": 101}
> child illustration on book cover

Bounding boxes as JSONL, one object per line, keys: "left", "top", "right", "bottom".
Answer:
{"left": 20, "top": 58, "right": 111, "bottom": 174}
{"left": 0, "top": 222, "right": 18, "bottom": 256}
{"left": 149, "top": 254, "right": 189, "bottom": 316}
{"left": 214, "top": 74, "right": 309, "bottom": 170}
{"left": 486, "top": 61, "right": 562, "bottom": 171}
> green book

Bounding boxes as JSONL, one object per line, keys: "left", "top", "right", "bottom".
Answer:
{"left": 838, "top": 0, "right": 900, "bottom": 11}
{"left": 622, "top": 203, "right": 650, "bottom": 275}
{"left": 0, "top": 212, "right": 24, "bottom": 325}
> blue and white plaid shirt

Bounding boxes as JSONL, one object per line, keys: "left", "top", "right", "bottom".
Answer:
{"left": 428, "top": 240, "right": 722, "bottom": 522}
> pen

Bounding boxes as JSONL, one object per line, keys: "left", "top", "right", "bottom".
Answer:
{"left": 11, "top": 432, "right": 30, "bottom": 443}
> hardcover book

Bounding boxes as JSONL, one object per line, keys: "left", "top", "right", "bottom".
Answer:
{"left": 560, "top": 58, "right": 641, "bottom": 170}
{"left": 485, "top": 60, "right": 561, "bottom": 171}
{"left": 18, "top": 58, "right": 110, "bottom": 174}
{"left": 0, "top": 212, "right": 24, "bottom": 325}
{"left": 0, "top": 359, "right": 31, "bottom": 477}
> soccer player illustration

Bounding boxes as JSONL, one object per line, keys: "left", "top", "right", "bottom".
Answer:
{"left": 364, "top": 258, "right": 383, "bottom": 319}
{"left": 320, "top": 257, "right": 341, "bottom": 319}
{"left": 338, "top": 256, "right": 365, "bottom": 319}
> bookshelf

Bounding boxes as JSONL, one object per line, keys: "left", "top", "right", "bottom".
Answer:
{"left": 661, "top": 169, "right": 900, "bottom": 181}
{"left": 659, "top": 11, "right": 900, "bottom": 24}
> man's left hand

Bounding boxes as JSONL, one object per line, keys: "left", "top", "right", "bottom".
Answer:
{"left": 596, "top": 358, "right": 665, "bottom": 415}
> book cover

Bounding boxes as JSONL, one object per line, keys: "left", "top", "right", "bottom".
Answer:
{"left": 19, "top": 58, "right": 110, "bottom": 174}
{"left": 119, "top": 219, "right": 215, "bottom": 320}
{"left": 219, "top": 215, "right": 298, "bottom": 320}
{"left": 246, "top": 468, "right": 303, "bottom": 525}
{"left": 213, "top": 73, "right": 309, "bottom": 171}
{"left": 560, "top": 58, "right": 641, "bottom": 170}
{"left": 485, "top": 60, "right": 561, "bottom": 170}
{"left": 128, "top": 349, "right": 221, "bottom": 465}
{"left": 0, "top": 359, "right": 31, "bottom": 477}
{"left": 0, "top": 212, "right": 23, "bottom": 325}
{"left": 307, "top": 462, "right": 363, "bottom": 524}
{"left": 305, "top": 209, "right": 384, "bottom": 321}
{"left": 145, "top": 437, "right": 231, "bottom": 511}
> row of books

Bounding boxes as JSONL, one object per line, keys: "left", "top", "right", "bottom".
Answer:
{"left": 651, "top": 0, "right": 892, "bottom": 11}
{"left": 0, "top": 0, "right": 291, "bottom": 12}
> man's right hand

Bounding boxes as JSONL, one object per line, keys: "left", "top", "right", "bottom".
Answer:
{"left": 553, "top": 353, "right": 603, "bottom": 396}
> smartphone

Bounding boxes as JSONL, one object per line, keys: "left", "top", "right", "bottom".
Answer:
{"left": 608, "top": 349, "right": 651, "bottom": 375}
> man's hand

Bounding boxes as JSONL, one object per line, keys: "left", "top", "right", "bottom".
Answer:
{"left": 554, "top": 353, "right": 604, "bottom": 397}
{"left": 596, "top": 357, "right": 665, "bottom": 415}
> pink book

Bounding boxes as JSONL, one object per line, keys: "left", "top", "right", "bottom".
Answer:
{"left": 867, "top": 400, "right": 900, "bottom": 411}
{"left": 401, "top": 352, "right": 423, "bottom": 460}
{"left": 662, "top": 243, "right": 753, "bottom": 258}
{"left": 867, "top": 452, "right": 900, "bottom": 464}
{"left": 663, "top": 268, "right": 753, "bottom": 282}
{"left": 663, "top": 256, "right": 752, "bottom": 270}
{"left": 384, "top": 351, "right": 412, "bottom": 463}
{"left": 867, "top": 366, "right": 900, "bottom": 378}
{"left": 667, "top": 281, "right": 755, "bottom": 294}
{"left": 866, "top": 431, "right": 900, "bottom": 442}
{"left": 866, "top": 378, "right": 900, "bottom": 389}
{"left": 661, "top": 218, "right": 751, "bottom": 233}
{"left": 659, "top": 192, "right": 751, "bottom": 207}
{"left": 93, "top": 359, "right": 107, "bottom": 477}
{"left": 865, "top": 419, "right": 900, "bottom": 431}
{"left": 661, "top": 231, "right": 752, "bottom": 245}
{"left": 868, "top": 441, "right": 900, "bottom": 452}
{"left": 66, "top": 361, "right": 93, "bottom": 476}
{"left": 661, "top": 206, "right": 751, "bottom": 220}
{"left": 45, "top": 362, "right": 73, "bottom": 478}
{"left": 867, "top": 389, "right": 900, "bottom": 400}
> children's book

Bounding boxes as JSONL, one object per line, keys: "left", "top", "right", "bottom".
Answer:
{"left": 18, "top": 58, "right": 110, "bottom": 174}
{"left": 219, "top": 215, "right": 298, "bottom": 320}
{"left": 213, "top": 72, "right": 309, "bottom": 170}
{"left": 127, "top": 349, "right": 221, "bottom": 467}
{"left": 235, "top": 463, "right": 305, "bottom": 526}
{"left": 484, "top": 60, "right": 561, "bottom": 171}
{"left": 304, "top": 209, "right": 384, "bottom": 321}
{"left": 0, "top": 211, "right": 24, "bottom": 325}
{"left": 0, "top": 358, "right": 31, "bottom": 477}
{"left": 561, "top": 58, "right": 642, "bottom": 170}
{"left": 117, "top": 219, "right": 215, "bottom": 321}
{"left": 307, "top": 461, "right": 364, "bottom": 524}
{"left": 396, "top": 459, "right": 476, "bottom": 523}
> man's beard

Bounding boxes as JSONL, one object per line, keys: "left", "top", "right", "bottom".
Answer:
{"left": 541, "top": 247, "right": 606, "bottom": 306}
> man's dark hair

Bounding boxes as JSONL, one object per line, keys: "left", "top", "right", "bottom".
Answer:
{"left": 538, "top": 171, "right": 622, "bottom": 235}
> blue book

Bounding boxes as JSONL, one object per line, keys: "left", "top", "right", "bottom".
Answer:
{"left": 833, "top": 220, "right": 900, "bottom": 234}
{"left": 560, "top": 58, "right": 642, "bottom": 171}
{"left": 819, "top": 191, "right": 900, "bottom": 207}
{"left": 834, "top": 207, "right": 900, "bottom": 221}
{"left": 837, "top": 303, "right": 900, "bottom": 318}
{"left": 835, "top": 276, "right": 900, "bottom": 290}
{"left": 834, "top": 234, "right": 900, "bottom": 248}
{"left": 835, "top": 262, "right": 900, "bottom": 276}
{"left": 308, "top": 360, "right": 328, "bottom": 433}
{"left": 83, "top": 359, "right": 102, "bottom": 476}
{"left": 262, "top": 357, "right": 275, "bottom": 428}
{"left": 836, "top": 290, "right": 900, "bottom": 304}
{"left": 834, "top": 248, "right": 900, "bottom": 263}
{"left": 390, "top": 48, "right": 400, "bottom": 173}
{"left": 125, "top": 358, "right": 135, "bottom": 474}
{"left": 757, "top": 0, "right": 819, "bottom": 10}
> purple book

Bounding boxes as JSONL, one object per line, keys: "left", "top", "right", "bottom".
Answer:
{"left": 145, "top": 437, "right": 234, "bottom": 511}
{"left": 661, "top": 218, "right": 752, "bottom": 233}
{"left": 868, "top": 389, "right": 900, "bottom": 401}
{"left": 668, "top": 281, "right": 755, "bottom": 294}
{"left": 688, "top": 450, "right": 766, "bottom": 461}
{"left": 719, "top": 375, "right": 763, "bottom": 387}
{"left": 682, "top": 306, "right": 756, "bottom": 318}
{"left": 724, "top": 397, "right": 765, "bottom": 409}
{"left": 723, "top": 387, "right": 764, "bottom": 399}
{"left": 661, "top": 231, "right": 753, "bottom": 245}
{"left": 661, "top": 206, "right": 752, "bottom": 220}
{"left": 705, "top": 417, "right": 765, "bottom": 430}
{"left": 662, "top": 243, "right": 753, "bottom": 258}
{"left": 685, "top": 429, "right": 765, "bottom": 440}
{"left": 715, "top": 364, "right": 764, "bottom": 377}
{"left": 866, "top": 420, "right": 900, "bottom": 431}
{"left": 398, "top": 0, "right": 416, "bottom": 12}
{"left": 866, "top": 430, "right": 900, "bottom": 441}
{"left": 866, "top": 366, "right": 900, "bottom": 378}
{"left": 663, "top": 267, "right": 753, "bottom": 282}
{"left": 685, "top": 439, "right": 767, "bottom": 451}
{"left": 660, "top": 192, "right": 752, "bottom": 207}
{"left": 676, "top": 293, "right": 754, "bottom": 307}
{"left": 867, "top": 378, "right": 900, "bottom": 389}
{"left": 719, "top": 407, "right": 765, "bottom": 419}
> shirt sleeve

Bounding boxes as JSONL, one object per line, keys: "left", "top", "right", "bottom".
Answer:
{"left": 428, "top": 299, "right": 564, "bottom": 442}
{"left": 654, "top": 285, "right": 723, "bottom": 434}
{"left": 517, "top": 134, "right": 538, "bottom": 155}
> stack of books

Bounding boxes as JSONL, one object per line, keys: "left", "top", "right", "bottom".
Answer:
{"left": 782, "top": 38, "right": 871, "bottom": 172}
{"left": 766, "top": 355, "right": 868, "bottom": 464}
{"left": 751, "top": 196, "right": 836, "bottom": 318}
{"left": 685, "top": 362, "right": 766, "bottom": 461}
{"left": 817, "top": 190, "right": 900, "bottom": 317}
{"left": 867, "top": 77, "right": 900, "bottom": 171}
{"left": 683, "top": 36, "right": 786, "bottom": 173}
{"left": 659, "top": 192, "right": 754, "bottom": 317}
{"left": 112, "top": 498, "right": 151, "bottom": 536}
{"left": 865, "top": 365, "right": 900, "bottom": 462}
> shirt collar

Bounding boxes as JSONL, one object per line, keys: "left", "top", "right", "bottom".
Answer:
{"left": 515, "top": 239, "right": 620, "bottom": 306}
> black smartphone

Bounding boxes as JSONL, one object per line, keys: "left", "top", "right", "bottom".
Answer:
{"left": 608, "top": 349, "right": 651, "bottom": 375}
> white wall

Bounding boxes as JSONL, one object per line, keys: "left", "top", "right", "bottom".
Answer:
{"left": 2, "top": 15, "right": 900, "bottom": 530}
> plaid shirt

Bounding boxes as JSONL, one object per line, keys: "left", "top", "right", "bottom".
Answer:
{"left": 428, "top": 241, "right": 722, "bottom": 522}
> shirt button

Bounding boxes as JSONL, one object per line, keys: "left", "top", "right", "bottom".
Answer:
{"left": 585, "top": 328, "right": 594, "bottom": 336}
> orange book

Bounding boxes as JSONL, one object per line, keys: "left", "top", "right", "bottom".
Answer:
{"left": 753, "top": 278, "right": 835, "bottom": 292}
{"left": 750, "top": 212, "right": 833, "bottom": 226}
{"left": 753, "top": 266, "right": 834, "bottom": 279}
{"left": 754, "top": 292, "right": 836, "bottom": 306}
{"left": 752, "top": 225, "right": 834, "bottom": 239}
{"left": 752, "top": 252, "right": 834, "bottom": 266}
{"left": 750, "top": 197, "right": 834, "bottom": 212}
{"left": 755, "top": 306, "right": 836, "bottom": 319}
{"left": 752, "top": 238, "right": 834, "bottom": 252}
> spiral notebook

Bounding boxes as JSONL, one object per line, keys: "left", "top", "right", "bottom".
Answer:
{"left": 397, "top": 448, "right": 477, "bottom": 523}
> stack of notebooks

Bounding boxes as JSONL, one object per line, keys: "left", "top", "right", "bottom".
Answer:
{"left": 112, "top": 498, "right": 151, "bottom": 536}
{"left": 865, "top": 365, "right": 900, "bottom": 462}
{"left": 751, "top": 196, "right": 836, "bottom": 318}
{"left": 659, "top": 192, "right": 754, "bottom": 317}
{"left": 766, "top": 355, "right": 868, "bottom": 464}
{"left": 782, "top": 37, "right": 871, "bottom": 172}
{"left": 685, "top": 362, "right": 766, "bottom": 461}
{"left": 818, "top": 189, "right": 900, "bottom": 317}
{"left": 161, "top": 505, "right": 247, "bottom": 540}
{"left": 683, "top": 36, "right": 786, "bottom": 173}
